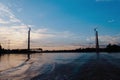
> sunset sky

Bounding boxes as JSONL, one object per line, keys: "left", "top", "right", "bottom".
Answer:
{"left": 0, "top": 0, "right": 120, "bottom": 50}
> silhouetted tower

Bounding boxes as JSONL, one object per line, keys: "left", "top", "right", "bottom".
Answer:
{"left": 28, "top": 27, "right": 31, "bottom": 51}
{"left": 94, "top": 28, "right": 99, "bottom": 53}
{"left": 27, "top": 27, "right": 31, "bottom": 59}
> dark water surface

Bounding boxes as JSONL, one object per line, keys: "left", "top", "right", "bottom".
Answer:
{"left": 0, "top": 53, "right": 120, "bottom": 80}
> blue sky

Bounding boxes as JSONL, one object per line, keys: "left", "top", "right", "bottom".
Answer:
{"left": 0, "top": 0, "right": 120, "bottom": 50}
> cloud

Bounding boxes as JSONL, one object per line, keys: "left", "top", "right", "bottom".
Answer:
{"left": 99, "top": 35, "right": 120, "bottom": 44}
{"left": 1, "top": 2, "right": 120, "bottom": 50}
{"left": 86, "top": 35, "right": 120, "bottom": 47}
{"left": 0, "top": 26, "right": 52, "bottom": 49}
{"left": 108, "top": 19, "right": 115, "bottom": 23}
{"left": 0, "top": 3, "right": 26, "bottom": 49}
{"left": 0, "top": 3, "right": 84, "bottom": 50}
{"left": 0, "top": 26, "right": 81, "bottom": 50}
{"left": 0, "top": 18, "right": 9, "bottom": 24}
{"left": 0, "top": 3, "right": 20, "bottom": 25}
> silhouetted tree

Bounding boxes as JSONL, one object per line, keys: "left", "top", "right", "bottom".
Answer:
{"left": 106, "top": 44, "right": 120, "bottom": 52}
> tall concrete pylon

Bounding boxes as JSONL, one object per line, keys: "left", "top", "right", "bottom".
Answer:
{"left": 27, "top": 27, "right": 31, "bottom": 60}
{"left": 94, "top": 28, "right": 99, "bottom": 53}
{"left": 28, "top": 27, "right": 31, "bottom": 51}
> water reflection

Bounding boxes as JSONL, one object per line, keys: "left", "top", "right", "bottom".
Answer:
{"left": 0, "top": 53, "right": 120, "bottom": 80}
{"left": 0, "top": 54, "right": 26, "bottom": 71}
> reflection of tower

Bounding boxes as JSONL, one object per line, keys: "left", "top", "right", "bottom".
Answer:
{"left": 94, "top": 28, "right": 99, "bottom": 53}
{"left": 28, "top": 27, "right": 31, "bottom": 51}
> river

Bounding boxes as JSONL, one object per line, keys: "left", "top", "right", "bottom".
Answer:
{"left": 0, "top": 53, "right": 120, "bottom": 80}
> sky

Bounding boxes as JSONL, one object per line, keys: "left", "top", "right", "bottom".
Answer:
{"left": 0, "top": 0, "right": 120, "bottom": 50}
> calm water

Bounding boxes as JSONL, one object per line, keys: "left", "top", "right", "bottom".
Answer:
{"left": 0, "top": 53, "right": 120, "bottom": 80}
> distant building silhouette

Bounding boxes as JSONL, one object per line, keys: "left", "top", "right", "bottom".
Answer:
{"left": 0, "top": 44, "right": 2, "bottom": 50}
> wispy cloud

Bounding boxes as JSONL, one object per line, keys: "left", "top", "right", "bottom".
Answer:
{"left": 87, "top": 34, "right": 120, "bottom": 47}
{"left": 0, "top": 3, "right": 20, "bottom": 24}
{"left": 0, "top": 3, "right": 83, "bottom": 50}
{"left": 2, "top": 2, "right": 119, "bottom": 50}
{"left": 0, "top": 18, "right": 9, "bottom": 24}
{"left": 108, "top": 19, "right": 115, "bottom": 23}
{"left": 0, "top": 26, "right": 82, "bottom": 50}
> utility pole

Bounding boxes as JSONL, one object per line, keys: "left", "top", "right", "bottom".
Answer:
{"left": 8, "top": 40, "right": 10, "bottom": 50}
